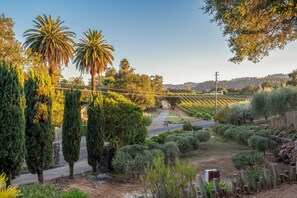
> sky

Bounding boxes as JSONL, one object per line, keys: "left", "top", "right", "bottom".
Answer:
{"left": 1, "top": 0, "right": 296, "bottom": 84}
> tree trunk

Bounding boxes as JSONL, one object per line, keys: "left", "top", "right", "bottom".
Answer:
{"left": 37, "top": 170, "right": 44, "bottom": 183}
{"left": 91, "top": 73, "right": 96, "bottom": 93}
{"left": 49, "top": 65, "right": 55, "bottom": 84}
{"left": 69, "top": 163, "right": 74, "bottom": 179}
{"left": 92, "top": 165, "right": 97, "bottom": 174}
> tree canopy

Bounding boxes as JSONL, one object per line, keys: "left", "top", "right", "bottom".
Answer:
{"left": 203, "top": 0, "right": 297, "bottom": 63}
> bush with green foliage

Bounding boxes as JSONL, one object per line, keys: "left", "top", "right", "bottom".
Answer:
{"left": 0, "top": 63, "right": 25, "bottom": 185}
{"left": 104, "top": 92, "right": 147, "bottom": 149}
{"left": 144, "top": 157, "right": 197, "bottom": 198}
{"left": 112, "top": 144, "right": 164, "bottom": 178}
{"left": 186, "top": 135, "right": 199, "bottom": 150}
{"left": 183, "top": 121, "right": 192, "bottom": 131}
{"left": 20, "top": 183, "right": 59, "bottom": 198}
{"left": 21, "top": 184, "right": 89, "bottom": 198}
{"left": 192, "top": 131, "right": 211, "bottom": 142}
{"left": 62, "top": 89, "right": 82, "bottom": 179}
{"left": 162, "top": 141, "right": 180, "bottom": 165}
{"left": 196, "top": 112, "right": 212, "bottom": 120}
{"left": 146, "top": 130, "right": 184, "bottom": 144}
{"left": 25, "top": 71, "right": 53, "bottom": 183}
{"left": 192, "top": 125, "right": 203, "bottom": 131}
{"left": 248, "top": 135, "right": 269, "bottom": 155}
{"left": 147, "top": 142, "right": 163, "bottom": 150}
{"left": 60, "top": 188, "right": 89, "bottom": 198}
{"left": 232, "top": 150, "right": 264, "bottom": 170}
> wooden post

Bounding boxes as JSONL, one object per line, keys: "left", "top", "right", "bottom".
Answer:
{"left": 232, "top": 181, "right": 237, "bottom": 194}
{"left": 264, "top": 169, "right": 272, "bottom": 188}
{"left": 197, "top": 174, "right": 207, "bottom": 198}
{"left": 271, "top": 163, "right": 279, "bottom": 186}
{"left": 191, "top": 184, "right": 198, "bottom": 198}
{"left": 290, "top": 166, "right": 296, "bottom": 181}
{"left": 213, "top": 178, "right": 221, "bottom": 197}
{"left": 210, "top": 189, "right": 216, "bottom": 198}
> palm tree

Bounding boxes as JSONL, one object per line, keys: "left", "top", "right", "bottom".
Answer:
{"left": 23, "top": 14, "right": 76, "bottom": 83}
{"left": 74, "top": 29, "right": 114, "bottom": 92}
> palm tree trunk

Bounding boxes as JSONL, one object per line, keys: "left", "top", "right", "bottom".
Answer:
{"left": 49, "top": 63, "right": 55, "bottom": 84}
{"left": 91, "top": 72, "right": 96, "bottom": 93}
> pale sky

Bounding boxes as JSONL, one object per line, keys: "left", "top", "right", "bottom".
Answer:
{"left": 1, "top": 0, "right": 296, "bottom": 84}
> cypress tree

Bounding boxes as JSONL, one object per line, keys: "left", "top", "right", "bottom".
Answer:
{"left": 24, "top": 71, "right": 53, "bottom": 183}
{"left": 0, "top": 62, "right": 25, "bottom": 185}
{"left": 62, "top": 89, "right": 82, "bottom": 179}
{"left": 86, "top": 93, "right": 104, "bottom": 173}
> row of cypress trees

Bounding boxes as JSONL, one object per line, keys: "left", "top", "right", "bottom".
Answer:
{"left": 0, "top": 62, "right": 83, "bottom": 184}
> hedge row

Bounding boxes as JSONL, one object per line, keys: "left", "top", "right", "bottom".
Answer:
{"left": 113, "top": 130, "right": 211, "bottom": 176}
{"left": 213, "top": 124, "right": 279, "bottom": 154}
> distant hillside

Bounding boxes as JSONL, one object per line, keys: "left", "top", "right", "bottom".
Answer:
{"left": 164, "top": 74, "right": 289, "bottom": 91}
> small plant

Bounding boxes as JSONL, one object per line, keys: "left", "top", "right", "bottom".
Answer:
{"left": 204, "top": 181, "right": 231, "bottom": 198}
{"left": 192, "top": 125, "right": 203, "bottom": 131}
{"left": 60, "top": 188, "right": 89, "bottom": 198}
{"left": 144, "top": 157, "right": 197, "bottom": 198}
{"left": 0, "top": 173, "right": 22, "bottom": 198}
{"left": 183, "top": 121, "right": 192, "bottom": 131}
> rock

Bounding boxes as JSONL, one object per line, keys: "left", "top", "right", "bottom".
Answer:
{"left": 96, "top": 173, "right": 112, "bottom": 179}
{"left": 93, "top": 181, "right": 105, "bottom": 189}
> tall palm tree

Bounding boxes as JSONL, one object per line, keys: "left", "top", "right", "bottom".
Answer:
{"left": 74, "top": 29, "right": 114, "bottom": 92}
{"left": 23, "top": 14, "right": 76, "bottom": 83}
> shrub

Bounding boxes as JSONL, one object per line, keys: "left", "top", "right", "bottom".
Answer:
{"left": 192, "top": 131, "right": 211, "bottom": 142}
{"left": 232, "top": 150, "right": 264, "bottom": 170}
{"left": 144, "top": 157, "right": 197, "bottom": 198}
{"left": 0, "top": 173, "right": 22, "bottom": 197}
{"left": 60, "top": 188, "right": 89, "bottom": 198}
{"left": 186, "top": 135, "right": 199, "bottom": 150}
{"left": 112, "top": 144, "right": 164, "bottom": 177}
{"left": 176, "top": 137, "right": 192, "bottom": 155}
{"left": 217, "top": 125, "right": 232, "bottom": 135}
{"left": 147, "top": 142, "right": 163, "bottom": 150}
{"left": 144, "top": 116, "right": 153, "bottom": 126}
{"left": 192, "top": 125, "right": 203, "bottom": 131}
{"left": 248, "top": 135, "right": 269, "bottom": 155}
{"left": 163, "top": 142, "right": 180, "bottom": 165}
{"left": 183, "top": 121, "right": 192, "bottom": 131}
{"left": 20, "top": 183, "right": 59, "bottom": 198}
{"left": 146, "top": 130, "right": 184, "bottom": 144}
{"left": 165, "top": 134, "right": 183, "bottom": 143}
{"left": 223, "top": 127, "right": 237, "bottom": 139}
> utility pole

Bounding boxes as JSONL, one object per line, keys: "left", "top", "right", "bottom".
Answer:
{"left": 215, "top": 72, "right": 219, "bottom": 114}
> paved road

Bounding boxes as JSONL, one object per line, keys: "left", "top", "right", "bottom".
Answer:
{"left": 12, "top": 109, "right": 215, "bottom": 185}
{"left": 151, "top": 109, "right": 170, "bottom": 127}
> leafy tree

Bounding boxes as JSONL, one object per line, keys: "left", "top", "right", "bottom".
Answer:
{"left": 105, "top": 67, "right": 117, "bottom": 78}
{"left": 74, "top": 29, "right": 114, "bottom": 92}
{"left": 267, "top": 87, "right": 297, "bottom": 116}
{"left": 62, "top": 89, "right": 82, "bottom": 179}
{"left": 86, "top": 93, "right": 104, "bottom": 173}
{"left": 251, "top": 92, "right": 270, "bottom": 120}
{"left": 52, "top": 90, "right": 64, "bottom": 129}
{"left": 287, "top": 69, "right": 297, "bottom": 86}
{"left": 203, "top": 0, "right": 297, "bottom": 63}
{"left": 104, "top": 92, "right": 147, "bottom": 149}
{"left": 24, "top": 71, "right": 53, "bottom": 183}
{"left": 118, "top": 58, "right": 134, "bottom": 77}
{"left": 0, "top": 63, "right": 25, "bottom": 185}
{"left": 0, "top": 14, "right": 24, "bottom": 66}
{"left": 67, "top": 76, "right": 85, "bottom": 86}
{"left": 23, "top": 14, "right": 75, "bottom": 83}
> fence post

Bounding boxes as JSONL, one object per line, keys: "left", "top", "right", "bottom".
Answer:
{"left": 197, "top": 174, "right": 207, "bottom": 198}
